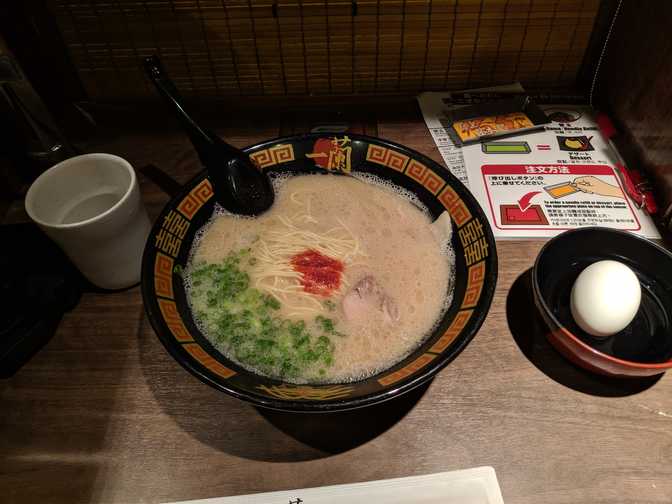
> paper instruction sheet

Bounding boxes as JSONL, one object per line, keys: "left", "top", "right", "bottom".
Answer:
{"left": 417, "top": 83, "right": 525, "bottom": 187}
{"left": 461, "top": 106, "right": 659, "bottom": 239}
{"left": 418, "top": 92, "right": 660, "bottom": 239}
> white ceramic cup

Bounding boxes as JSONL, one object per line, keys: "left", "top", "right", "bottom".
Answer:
{"left": 25, "top": 153, "right": 151, "bottom": 290}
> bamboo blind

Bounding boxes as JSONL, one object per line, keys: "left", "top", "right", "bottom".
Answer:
{"left": 48, "top": 0, "right": 602, "bottom": 100}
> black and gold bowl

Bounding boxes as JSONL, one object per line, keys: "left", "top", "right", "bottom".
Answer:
{"left": 141, "top": 134, "right": 497, "bottom": 411}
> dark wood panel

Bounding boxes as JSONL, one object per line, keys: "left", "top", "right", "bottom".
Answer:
{"left": 595, "top": 1, "right": 672, "bottom": 227}
{"left": 0, "top": 0, "right": 86, "bottom": 116}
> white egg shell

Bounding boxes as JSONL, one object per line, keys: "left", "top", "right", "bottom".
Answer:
{"left": 570, "top": 260, "right": 641, "bottom": 338}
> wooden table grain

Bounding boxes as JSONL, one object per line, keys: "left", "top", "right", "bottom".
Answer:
{"left": 1, "top": 109, "right": 671, "bottom": 504}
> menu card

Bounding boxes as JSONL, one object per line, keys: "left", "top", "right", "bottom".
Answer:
{"left": 418, "top": 89, "right": 660, "bottom": 239}
{"left": 166, "top": 467, "right": 504, "bottom": 504}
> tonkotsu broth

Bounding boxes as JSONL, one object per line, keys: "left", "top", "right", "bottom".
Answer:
{"left": 186, "top": 174, "right": 454, "bottom": 383}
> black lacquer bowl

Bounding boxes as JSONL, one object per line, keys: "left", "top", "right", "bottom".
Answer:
{"left": 141, "top": 134, "right": 497, "bottom": 411}
{"left": 533, "top": 227, "right": 672, "bottom": 378}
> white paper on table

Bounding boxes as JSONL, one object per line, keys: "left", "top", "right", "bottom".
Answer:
{"left": 417, "top": 83, "right": 526, "bottom": 187}
{"left": 165, "top": 467, "right": 504, "bottom": 504}
{"left": 459, "top": 105, "right": 660, "bottom": 240}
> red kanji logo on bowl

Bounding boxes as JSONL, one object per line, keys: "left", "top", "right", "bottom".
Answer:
{"left": 306, "top": 136, "right": 352, "bottom": 173}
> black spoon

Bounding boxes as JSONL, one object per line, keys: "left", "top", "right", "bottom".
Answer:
{"left": 143, "top": 55, "right": 274, "bottom": 216}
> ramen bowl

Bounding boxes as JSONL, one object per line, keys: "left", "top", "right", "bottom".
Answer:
{"left": 142, "top": 134, "right": 497, "bottom": 411}
{"left": 532, "top": 227, "right": 672, "bottom": 378}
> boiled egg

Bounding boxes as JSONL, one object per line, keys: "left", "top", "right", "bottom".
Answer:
{"left": 570, "top": 260, "right": 641, "bottom": 338}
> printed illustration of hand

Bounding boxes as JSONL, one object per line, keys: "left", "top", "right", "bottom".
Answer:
{"left": 573, "top": 176, "right": 624, "bottom": 198}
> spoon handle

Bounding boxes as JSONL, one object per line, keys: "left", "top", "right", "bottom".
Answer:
{"left": 143, "top": 55, "right": 275, "bottom": 216}
{"left": 143, "top": 55, "right": 237, "bottom": 164}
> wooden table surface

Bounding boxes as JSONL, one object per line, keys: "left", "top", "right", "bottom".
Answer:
{"left": 1, "top": 107, "right": 671, "bottom": 504}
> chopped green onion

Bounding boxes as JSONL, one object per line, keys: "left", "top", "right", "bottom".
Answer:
{"left": 188, "top": 249, "right": 339, "bottom": 380}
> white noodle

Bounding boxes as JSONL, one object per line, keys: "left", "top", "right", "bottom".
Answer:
{"left": 249, "top": 191, "right": 365, "bottom": 316}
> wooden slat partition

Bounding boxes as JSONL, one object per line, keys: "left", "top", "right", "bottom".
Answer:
{"left": 48, "top": 0, "right": 602, "bottom": 100}
{"left": 595, "top": 1, "right": 672, "bottom": 227}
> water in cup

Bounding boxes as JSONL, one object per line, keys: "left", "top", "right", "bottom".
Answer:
{"left": 59, "top": 189, "right": 122, "bottom": 224}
